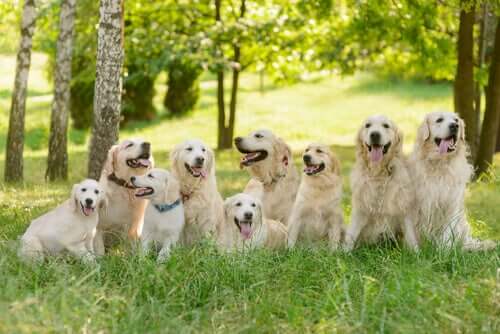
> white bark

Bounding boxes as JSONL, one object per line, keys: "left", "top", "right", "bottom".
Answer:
{"left": 87, "top": 0, "right": 124, "bottom": 180}
{"left": 5, "top": 0, "right": 37, "bottom": 182}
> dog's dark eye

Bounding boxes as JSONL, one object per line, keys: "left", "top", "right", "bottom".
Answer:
{"left": 254, "top": 133, "right": 263, "bottom": 138}
{"left": 305, "top": 148, "right": 309, "bottom": 152}
{"left": 251, "top": 203, "right": 256, "bottom": 207}
{"left": 436, "top": 117, "right": 444, "bottom": 123}
{"left": 202, "top": 148, "right": 206, "bottom": 152}
{"left": 186, "top": 147, "right": 193, "bottom": 152}
{"left": 125, "top": 142, "right": 133, "bottom": 148}
{"left": 148, "top": 174, "right": 154, "bottom": 178}
{"left": 235, "top": 202, "right": 242, "bottom": 207}
{"left": 383, "top": 123, "right": 390, "bottom": 129}
{"left": 365, "top": 123, "right": 371, "bottom": 128}
{"left": 81, "top": 188, "right": 87, "bottom": 192}
{"left": 316, "top": 149, "right": 323, "bottom": 154}
{"left": 454, "top": 118, "right": 459, "bottom": 123}
{"left": 94, "top": 189, "right": 99, "bottom": 195}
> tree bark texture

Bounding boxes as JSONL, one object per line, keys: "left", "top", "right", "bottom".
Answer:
{"left": 476, "top": 20, "right": 500, "bottom": 175}
{"left": 87, "top": 0, "right": 124, "bottom": 180}
{"left": 454, "top": 6, "right": 478, "bottom": 160}
{"left": 46, "top": 0, "right": 76, "bottom": 181}
{"left": 4, "top": 0, "right": 37, "bottom": 182}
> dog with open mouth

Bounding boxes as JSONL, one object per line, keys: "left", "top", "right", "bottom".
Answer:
{"left": 287, "top": 144, "right": 344, "bottom": 249}
{"left": 218, "top": 193, "right": 287, "bottom": 251}
{"left": 410, "top": 111, "right": 496, "bottom": 250}
{"left": 345, "top": 115, "right": 419, "bottom": 250}
{"left": 170, "top": 139, "right": 224, "bottom": 246}
{"left": 130, "top": 168, "right": 184, "bottom": 263}
{"left": 95, "top": 138, "right": 154, "bottom": 254}
{"left": 234, "top": 129, "right": 299, "bottom": 225}
{"left": 20, "top": 179, "right": 106, "bottom": 263}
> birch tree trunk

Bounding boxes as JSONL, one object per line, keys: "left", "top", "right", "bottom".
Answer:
{"left": 4, "top": 0, "right": 37, "bottom": 182}
{"left": 87, "top": 0, "right": 124, "bottom": 180}
{"left": 476, "top": 20, "right": 500, "bottom": 175}
{"left": 454, "top": 5, "right": 477, "bottom": 161}
{"left": 46, "top": 0, "right": 76, "bottom": 181}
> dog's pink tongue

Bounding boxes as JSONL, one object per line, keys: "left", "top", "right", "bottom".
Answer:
{"left": 83, "top": 207, "right": 93, "bottom": 216}
{"left": 239, "top": 223, "right": 252, "bottom": 240}
{"left": 370, "top": 146, "right": 383, "bottom": 163}
{"left": 139, "top": 159, "right": 151, "bottom": 167}
{"left": 200, "top": 169, "right": 207, "bottom": 178}
{"left": 439, "top": 139, "right": 452, "bottom": 155}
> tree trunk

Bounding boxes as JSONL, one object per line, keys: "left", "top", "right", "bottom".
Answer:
{"left": 476, "top": 20, "right": 500, "bottom": 175}
{"left": 454, "top": 5, "right": 478, "bottom": 160}
{"left": 474, "top": 3, "right": 487, "bottom": 132}
{"left": 4, "top": 0, "right": 37, "bottom": 182}
{"left": 215, "top": 0, "right": 227, "bottom": 149}
{"left": 87, "top": 0, "right": 124, "bottom": 180}
{"left": 496, "top": 115, "right": 500, "bottom": 152}
{"left": 46, "top": 0, "right": 76, "bottom": 181}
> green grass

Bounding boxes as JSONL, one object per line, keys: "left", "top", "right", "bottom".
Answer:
{"left": 0, "top": 53, "right": 499, "bottom": 333}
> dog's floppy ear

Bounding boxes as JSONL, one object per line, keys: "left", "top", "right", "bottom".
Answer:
{"left": 416, "top": 115, "right": 431, "bottom": 144}
{"left": 70, "top": 183, "right": 80, "bottom": 213}
{"left": 254, "top": 197, "right": 263, "bottom": 225}
{"left": 355, "top": 124, "right": 367, "bottom": 161}
{"left": 393, "top": 124, "right": 404, "bottom": 154}
{"left": 206, "top": 147, "right": 216, "bottom": 176}
{"left": 273, "top": 137, "right": 292, "bottom": 174}
{"left": 329, "top": 150, "right": 341, "bottom": 175}
{"left": 458, "top": 117, "right": 466, "bottom": 142}
{"left": 102, "top": 144, "right": 120, "bottom": 176}
{"left": 223, "top": 196, "right": 235, "bottom": 219}
{"left": 165, "top": 173, "right": 181, "bottom": 203}
{"left": 169, "top": 144, "right": 182, "bottom": 176}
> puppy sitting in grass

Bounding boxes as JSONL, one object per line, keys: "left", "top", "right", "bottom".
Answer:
{"left": 131, "top": 168, "right": 184, "bottom": 263}
{"left": 287, "top": 144, "right": 344, "bottom": 249}
{"left": 19, "top": 179, "right": 106, "bottom": 263}
{"left": 217, "top": 193, "right": 287, "bottom": 251}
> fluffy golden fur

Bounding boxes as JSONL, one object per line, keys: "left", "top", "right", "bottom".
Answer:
{"left": 234, "top": 129, "right": 300, "bottom": 225}
{"left": 217, "top": 193, "right": 287, "bottom": 251}
{"left": 410, "top": 111, "right": 496, "bottom": 250}
{"left": 170, "top": 139, "right": 224, "bottom": 246}
{"left": 95, "top": 139, "right": 154, "bottom": 255}
{"left": 345, "top": 115, "right": 419, "bottom": 250}
{"left": 287, "top": 144, "right": 344, "bottom": 249}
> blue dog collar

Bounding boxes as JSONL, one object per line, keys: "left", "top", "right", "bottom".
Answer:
{"left": 153, "top": 199, "right": 182, "bottom": 213}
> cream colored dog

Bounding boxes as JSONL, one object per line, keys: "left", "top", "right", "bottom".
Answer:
{"left": 95, "top": 138, "right": 154, "bottom": 254}
{"left": 410, "top": 111, "right": 496, "bottom": 250}
{"left": 234, "top": 129, "right": 299, "bottom": 225}
{"left": 345, "top": 115, "right": 419, "bottom": 250}
{"left": 218, "top": 193, "right": 287, "bottom": 251}
{"left": 170, "top": 139, "right": 224, "bottom": 246}
{"left": 130, "top": 168, "right": 184, "bottom": 263}
{"left": 287, "top": 144, "right": 344, "bottom": 249}
{"left": 20, "top": 179, "right": 106, "bottom": 263}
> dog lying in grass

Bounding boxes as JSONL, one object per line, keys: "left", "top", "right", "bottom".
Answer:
{"left": 131, "top": 168, "right": 184, "bottom": 263}
{"left": 217, "top": 193, "right": 287, "bottom": 251}
{"left": 19, "top": 179, "right": 106, "bottom": 263}
{"left": 287, "top": 143, "right": 344, "bottom": 249}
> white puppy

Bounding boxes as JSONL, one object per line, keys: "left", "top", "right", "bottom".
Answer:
{"left": 218, "top": 193, "right": 287, "bottom": 251}
{"left": 170, "top": 139, "right": 224, "bottom": 246}
{"left": 410, "top": 111, "right": 496, "bottom": 250}
{"left": 234, "top": 129, "right": 300, "bottom": 225}
{"left": 20, "top": 179, "right": 106, "bottom": 263}
{"left": 130, "top": 169, "right": 184, "bottom": 263}
{"left": 287, "top": 144, "right": 344, "bottom": 249}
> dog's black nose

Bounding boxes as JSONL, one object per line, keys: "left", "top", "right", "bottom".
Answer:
{"left": 449, "top": 122, "right": 459, "bottom": 134}
{"left": 303, "top": 154, "right": 312, "bottom": 164}
{"left": 195, "top": 156, "right": 205, "bottom": 165}
{"left": 85, "top": 198, "right": 93, "bottom": 206}
{"left": 244, "top": 212, "right": 253, "bottom": 220}
{"left": 130, "top": 176, "right": 136, "bottom": 182}
{"left": 234, "top": 137, "right": 243, "bottom": 144}
{"left": 370, "top": 131, "right": 381, "bottom": 144}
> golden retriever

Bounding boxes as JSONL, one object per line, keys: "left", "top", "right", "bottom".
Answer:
{"left": 287, "top": 144, "right": 344, "bottom": 249}
{"left": 217, "top": 193, "right": 287, "bottom": 250}
{"left": 20, "top": 179, "right": 106, "bottom": 263}
{"left": 95, "top": 138, "right": 154, "bottom": 254}
{"left": 234, "top": 129, "right": 299, "bottom": 225}
{"left": 410, "top": 111, "right": 496, "bottom": 250}
{"left": 345, "top": 115, "right": 419, "bottom": 250}
{"left": 170, "top": 139, "right": 224, "bottom": 246}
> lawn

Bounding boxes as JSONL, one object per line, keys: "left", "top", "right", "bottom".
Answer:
{"left": 0, "top": 53, "right": 499, "bottom": 333}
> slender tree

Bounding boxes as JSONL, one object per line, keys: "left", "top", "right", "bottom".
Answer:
{"left": 476, "top": 19, "right": 500, "bottom": 175}
{"left": 4, "top": 0, "right": 37, "bottom": 182}
{"left": 497, "top": 116, "right": 500, "bottom": 152}
{"left": 87, "top": 0, "right": 124, "bottom": 179}
{"left": 454, "top": 4, "right": 478, "bottom": 160}
{"left": 46, "top": 0, "right": 76, "bottom": 181}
